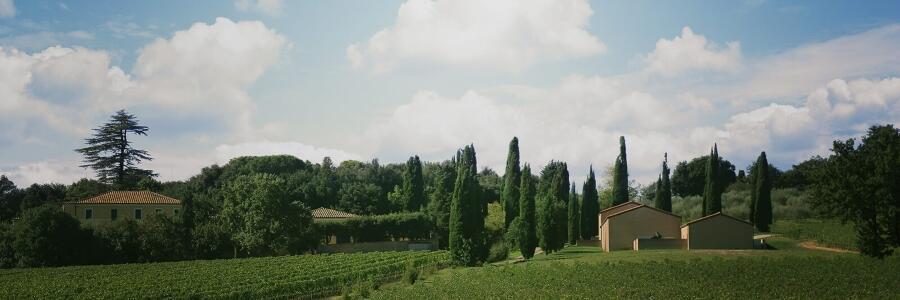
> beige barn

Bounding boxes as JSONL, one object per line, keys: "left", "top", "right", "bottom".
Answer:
{"left": 601, "top": 204, "right": 682, "bottom": 251}
{"left": 62, "top": 191, "right": 181, "bottom": 225}
{"left": 681, "top": 212, "right": 754, "bottom": 250}
{"left": 597, "top": 201, "right": 642, "bottom": 234}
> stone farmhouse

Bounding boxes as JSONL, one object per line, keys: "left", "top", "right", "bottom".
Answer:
{"left": 62, "top": 191, "right": 182, "bottom": 225}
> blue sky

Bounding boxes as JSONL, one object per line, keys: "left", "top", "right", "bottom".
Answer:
{"left": 1, "top": 0, "right": 898, "bottom": 186}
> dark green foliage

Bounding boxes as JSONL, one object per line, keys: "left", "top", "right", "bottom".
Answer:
{"left": 567, "top": 183, "right": 579, "bottom": 245}
{"left": 537, "top": 161, "right": 569, "bottom": 254}
{"left": 190, "top": 220, "right": 234, "bottom": 260}
{"left": 94, "top": 220, "right": 142, "bottom": 263}
{"left": 75, "top": 110, "right": 155, "bottom": 187}
{"left": 427, "top": 160, "right": 456, "bottom": 249}
{"left": 477, "top": 168, "right": 495, "bottom": 218}
{"left": 449, "top": 145, "right": 485, "bottom": 266}
{"left": 400, "top": 156, "right": 426, "bottom": 212}
{"left": 703, "top": 145, "right": 723, "bottom": 216}
{"left": 502, "top": 137, "right": 521, "bottom": 229}
{"left": 19, "top": 183, "right": 66, "bottom": 212}
{"left": 137, "top": 214, "right": 189, "bottom": 262}
{"left": 11, "top": 205, "right": 95, "bottom": 267}
{"left": 221, "top": 173, "right": 318, "bottom": 256}
{"left": 810, "top": 125, "right": 900, "bottom": 258}
{"left": 753, "top": 152, "right": 773, "bottom": 232}
{"left": 777, "top": 156, "right": 825, "bottom": 189}
{"left": 579, "top": 166, "right": 599, "bottom": 239}
{"left": 612, "top": 136, "right": 629, "bottom": 205}
{"left": 0, "top": 223, "right": 14, "bottom": 268}
{"left": 65, "top": 178, "right": 110, "bottom": 202}
{"left": 655, "top": 154, "right": 673, "bottom": 212}
{"left": 316, "top": 212, "right": 433, "bottom": 242}
{"left": 0, "top": 176, "right": 21, "bottom": 221}
{"left": 518, "top": 165, "right": 537, "bottom": 260}
{"left": 671, "top": 155, "right": 738, "bottom": 197}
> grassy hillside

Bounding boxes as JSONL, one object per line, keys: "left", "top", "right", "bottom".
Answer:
{"left": 372, "top": 241, "right": 899, "bottom": 299}
{"left": 0, "top": 250, "right": 448, "bottom": 299}
{"left": 772, "top": 219, "right": 858, "bottom": 250}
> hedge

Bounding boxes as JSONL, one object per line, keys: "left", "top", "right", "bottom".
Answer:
{"left": 316, "top": 212, "right": 434, "bottom": 242}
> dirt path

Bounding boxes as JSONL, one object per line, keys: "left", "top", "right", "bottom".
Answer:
{"left": 798, "top": 241, "right": 858, "bottom": 253}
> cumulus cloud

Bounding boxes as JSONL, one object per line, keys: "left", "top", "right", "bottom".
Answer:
{"left": 347, "top": 0, "right": 606, "bottom": 73}
{"left": 0, "top": 160, "right": 92, "bottom": 186}
{"left": 736, "top": 24, "right": 900, "bottom": 100}
{"left": 0, "top": 0, "right": 14, "bottom": 18}
{"left": 642, "top": 26, "right": 742, "bottom": 76}
{"left": 234, "top": 0, "right": 283, "bottom": 16}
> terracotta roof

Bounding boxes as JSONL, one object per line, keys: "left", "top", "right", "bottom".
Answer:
{"left": 599, "top": 201, "right": 642, "bottom": 213}
{"left": 312, "top": 207, "right": 359, "bottom": 219}
{"left": 606, "top": 204, "right": 682, "bottom": 220}
{"left": 681, "top": 212, "right": 753, "bottom": 227}
{"left": 70, "top": 191, "right": 181, "bottom": 205}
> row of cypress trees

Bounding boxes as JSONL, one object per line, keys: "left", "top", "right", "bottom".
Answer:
{"left": 697, "top": 145, "right": 773, "bottom": 231}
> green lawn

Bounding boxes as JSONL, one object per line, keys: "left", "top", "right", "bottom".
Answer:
{"left": 372, "top": 239, "right": 899, "bottom": 299}
{"left": 771, "top": 218, "right": 858, "bottom": 250}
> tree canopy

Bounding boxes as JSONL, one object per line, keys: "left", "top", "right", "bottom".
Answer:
{"left": 75, "top": 110, "right": 155, "bottom": 188}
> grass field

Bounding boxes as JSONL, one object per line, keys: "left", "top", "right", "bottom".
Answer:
{"left": 0, "top": 250, "right": 448, "bottom": 299}
{"left": 771, "top": 218, "right": 858, "bottom": 250}
{"left": 371, "top": 238, "right": 900, "bottom": 299}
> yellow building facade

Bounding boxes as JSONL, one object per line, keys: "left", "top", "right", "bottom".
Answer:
{"left": 62, "top": 191, "right": 182, "bottom": 225}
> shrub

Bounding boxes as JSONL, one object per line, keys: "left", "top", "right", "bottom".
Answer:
{"left": 11, "top": 205, "right": 95, "bottom": 267}
{"left": 487, "top": 241, "right": 509, "bottom": 263}
{"left": 316, "top": 212, "right": 433, "bottom": 243}
{"left": 404, "top": 261, "right": 419, "bottom": 285}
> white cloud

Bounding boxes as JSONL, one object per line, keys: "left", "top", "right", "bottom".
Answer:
{"left": 234, "top": 0, "right": 283, "bottom": 16}
{"left": 642, "top": 26, "right": 742, "bottom": 76}
{"left": 104, "top": 21, "right": 154, "bottom": 39}
{"left": 215, "top": 141, "right": 363, "bottom": 164}
{"left": 736, "top": 24, "right": 900, "bottom": 101}
{"left": 0, "top": 160, "right": 92, "bottom": 186}
{"left": 348, "top": 0, "right": 606, "bottom": 73}
{"left": 0, "top": 0, "right": 14, "bottom": 18}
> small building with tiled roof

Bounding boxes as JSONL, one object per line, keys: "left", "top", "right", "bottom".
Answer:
{"left": 600, "top": 204, "right": 682, "bottom": 252}
{"left": 681, "top": 212, "right": 753, "bottom": 250}
{"left": 597, "top": 201, "right": 642, "bottom": 236}
{"left": 62, "top": 191, "right": 182, "bottom": 225}
{"left": 311, "top": 207, "right": 359, "bottom": 220}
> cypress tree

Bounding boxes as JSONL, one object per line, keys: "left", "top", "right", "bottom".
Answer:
{"left": 703, "top": 144, "right": 722, "bottom": 215}
{"left": 612, "top": 136, "right": 629, "bottom": 205}
{"left": 402, "top": 155, "right": 426, "bottom": 211}
{"left": 655, "top": 153, "right": 673, "bottom": 212}
{"left": 567, "top": 182, "right": 579, "bottom": 245}
{"left": 427, "top": 161, "right": 456, "bottom": 249}
{"left": 502, "top": 137, "right": 521, "bottom": 229}
{"left": 580, "top": 166, "right": 599, "bottom": 239}
{"left": 537, "top": 161, "right": 569, "bottom": 254}
{"left": 754, "top": 152, "right": 773, "bottom": 232}
{"left": 518, "top": 165, "right": 537, "bottom": 259}
{"left": 654, "top": 176, "right": 663, "bottom": 208}
{"left": 449, "top": 145, "right": 484, "bottom": 266}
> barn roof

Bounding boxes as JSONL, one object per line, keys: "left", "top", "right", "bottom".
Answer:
{"left": 68, "top": 191, "right": 181, "bottom": 205}
{"left": 599, "top": 201, "right": 642, "bottom": 213}
{"left": 311, "top": 207, "right": 359, "bottom": 219}
{"left": 681, "top": 212, "right": 753, "bottom": 227}
{"left": 606, "top": 204, "right": 681, "bottom": 220}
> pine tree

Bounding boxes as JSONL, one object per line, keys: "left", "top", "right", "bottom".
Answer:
{"left": 567, "top": 182, "right": 579, "bottom": 245}
{"left": 537, "top": 161, "right": 569, "bottom": 254}
{"left": 401, "top": 155, "right": 426, "bottom": 211}
{"left": 612, "top": 136, "right": 629, "bottom": 205}
{"left": 449, "top": 145, "right": 484, "bottom": 266}
{"left": 518, "top": 165, "right": 537, "bottom": 259}
{"left": 580, "top": 166, "right": 599, "bottom": 239}
{"left": 655, "top": 153, "right": 673, "bottom": 212}
{"left": 754, "top": 152, "right": 773, "bottom": 232}
{"left": 703, "top": 144, "right": 722, "bottom": 215}
{"left": 502, "top": 137, "right": 521, "bottom": 229}
{"left": 75, "top": 110, "right": 155, "bottom": 188}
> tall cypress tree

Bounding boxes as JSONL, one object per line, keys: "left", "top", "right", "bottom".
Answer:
{"left": 502, "top": 137, "right": 521, "bottom": 229}
{"left": 654, "top": 176, "right": 663, "bottom": 208}
{"left": 580, "top": 166, "right": 599, "bottom": 239}
{"left": 401, "top": 155, "right": 426, "bottom": 211}
{"left": 703, "top": 144, "right": 722, "bottom": 215}
{"left": 518, "top": 165, "right": 537, "bottom": 260}
{"left": 612, "top": 136, "right": 629, "bottom": 205}
{"left": 449, "top": 145, "right": 484, "bottom": 266}
{"left": 427, "top": 160, "right": 456, "bottom": 249}
{"left": 567, "top": 182, "right": 579, "bottom": 245}
{"left": 754, "top": 152, "right": 773, "bottom": 232}
{"left": 655, "top": 153, "right": 673, "bottom": 212}
{"left": 537, "top": 161, "right": 569, "bottom": 254}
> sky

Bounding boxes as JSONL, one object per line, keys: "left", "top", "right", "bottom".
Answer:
{"left": 1, "top": 0, "right": 899, "bottom": 187}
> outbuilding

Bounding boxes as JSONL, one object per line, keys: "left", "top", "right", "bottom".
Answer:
{"left": 681, "top": 212, "right": 753, "bottom": 250}
{"left": 597, "top": 201, "right": 642, "bottom": 235}
{"left": 601, "top": 204, "right": 682, "bottom": 251}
